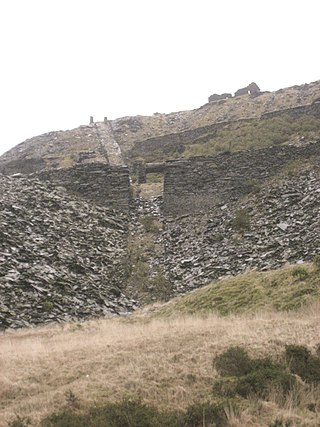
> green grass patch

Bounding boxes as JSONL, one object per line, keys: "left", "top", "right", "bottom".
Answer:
{"left": 154, "top": 263, "right": 320, "bottom": 317}
{"left": 183, "top": 114, "right": 320, "bottom": 158}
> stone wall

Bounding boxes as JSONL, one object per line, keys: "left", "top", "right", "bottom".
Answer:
{"left": 0, "top": 157, "right": 47, "bottom": 175}
{"left": 35, "top": 163, "right": 131, "bottom": 212}
{"left": 163, "top": 141, "right": 320, "bottom": 216}
{"left": 261, "top": 101, "right": 320, "bottom": 120}
{"left": 128, "top": 119, "right": 254, "bottom": 161}
{"left": 133, "top": 162, "right": 166, "bottom": 183}
{"left": 129, "top": 103, "right": 320, "bottom": 162}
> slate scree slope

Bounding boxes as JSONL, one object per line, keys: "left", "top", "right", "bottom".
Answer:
{"left": 0, "top": 80, "right": 320, "bottom": 328}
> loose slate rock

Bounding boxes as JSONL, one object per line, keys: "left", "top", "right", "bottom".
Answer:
{"left": 0, "top": 174, "right": 136, "bottom": 329}
{"left": 162, "top": 168, "right": 320, "bottom": 293}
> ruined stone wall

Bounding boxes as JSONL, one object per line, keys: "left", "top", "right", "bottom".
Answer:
{"left": 129, "top": 103, "right": 320, "bottom": 162}
{"left": 0, "top": 157, "right": 47, "bottom": 175}
{"left": 128, "top": 119, "right": 254, "bottom": 160}
{"left": 261, "top": 102, "right": 320, "bottom": 120}
{"left": 35, "top": 163, "right": 131, "bottom": 212}
{"left": 163, "top": 142, "right": 320, "bottom": 216}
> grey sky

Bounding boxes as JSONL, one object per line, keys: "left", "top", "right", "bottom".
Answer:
{"left": 0, "top": 0, "right": 319, "bottom": 155}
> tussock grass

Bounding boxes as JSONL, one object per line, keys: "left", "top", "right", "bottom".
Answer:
{"left": 1, "top": 263, "right": 320, "bottom": 426}
{"left": 152, "top": 263, "right": 320, "bottom": 317}
{"left": 1, "top": 305, "right": 320, "bottom": 426}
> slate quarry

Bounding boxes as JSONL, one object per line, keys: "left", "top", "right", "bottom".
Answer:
{"left": 163, "top": 167, "right": 320, "bottom": 293}
{"left": 1, "top": 80, "right": 320, "bottom": 329}
{"left": 0, "top": 175, "right": 136, "bottom": 329}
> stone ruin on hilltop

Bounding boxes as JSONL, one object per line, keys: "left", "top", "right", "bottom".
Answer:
{"left": 208, "top": 82, "right": 260, "bottom": 102}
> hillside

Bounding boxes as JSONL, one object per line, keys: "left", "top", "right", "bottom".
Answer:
{"left": 0, "top": 78, "right": 320, "bottom": 426}
{"left": 0, "top": 82, "right": 319, "bottom": 328}
{"left": 1, "top": 264, "right": 320, "bottom": 426}
{"left": 162, "top": 164, "right": 320, "bottom": 293}
{"left": 0, "top": 80, "right": 320, "bottom": 173}
{"left": 145, "top": 263, "right": 320, "bottom": 318}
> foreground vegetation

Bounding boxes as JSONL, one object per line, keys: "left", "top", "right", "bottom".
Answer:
{"left": 36, "top": 344, "right": 320, "bottom": 427}
{"left": 1, "top": 262, "right": 320, "bottom": 426}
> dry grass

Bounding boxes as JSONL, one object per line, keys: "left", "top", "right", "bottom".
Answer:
{"left": 1, "top": 305, "right": 320, "bottom": 426}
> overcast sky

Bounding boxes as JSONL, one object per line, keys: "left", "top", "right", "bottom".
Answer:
{"left": 0, "top": 0, "right": 319, "bottom": 155}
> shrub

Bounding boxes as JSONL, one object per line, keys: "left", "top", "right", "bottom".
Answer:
{"left": 313, "top": 255, "right": 320, "bottom": 272}
{"left": 269, "top": 418, "right": 292, "bottom": 427}
{"left": 213, "top": 347, "right": 296, "bottom": 400}
{"left": 213, "top": 346, "right": 253, "bottom": 377}
{"left": 183, "top": 401, "right": 228, "bottom": 427}
{"left": 148, "top": 271, "right": 172, "bottom": 302}
{"left": 291, "top": 267, "right": 309, "bottom": 281}
{"left": 244, "top": 179, "right": 261, "bottom": 194}
{"left": 234, "top": 365, "right": 295, "bottom": 399}
{"left": 233, "top": 209, "right": 250, "bottom": 232}
{"left": 207, "top": 233, "right": 224, "bottom": 243}
{"left": 41, "top": 399, "right": 230, "bottom": 427}
{"left": 42, "top": 398, "right": 181, "bottom": 427}
{"left": 42, "top": 300, "right": 54, "bottom": 312}
{"left": 285, "top": 345, "right": 320, "bottom": 383}
{"left": 212, "top": 377, "right": 238, "bottom": 398}
{"left": 65, "top": 390, "right": 80, "bottom": 410}
{"left": 139, "top": 215, "right": 160, "bottom": 233}
{"left": 8, "top": 416, "right": 31, "bottom": 427}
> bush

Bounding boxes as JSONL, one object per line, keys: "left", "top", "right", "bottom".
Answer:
{"left": 8, "top": 416, "right": 31, "bottom": 427}
{"left": 313, "top": 255, "right": 320, "bottom": 272}
{"left": 269, "top": 418, "right": 292, "bottom": 427}
{"left": 139, "top": 215, "right": 160, "bottom": 233}
{"left": 64, "top": 390, "right": 80, "bottom": 410}
{"left": 183, "top": 401, "right": 228, "bottom": 427}
{"left": 285, "top": 345, "right": 320, "bottom": 383}
{"left": 291, "top": 267, "right": 309, "bottom": 281}
{"left": 244, "top": 179, "right": 261, "bottom": 194}
{"left": 233, "top": 209, "right": 250, "bottom": 232}
{"left": 214, "top": 346, "right": 253, "bottom": 377}
{"left": 213, "top": 347, "right": 296, "bottom": 399}
{"left": 212, "top": 377, "right": 238, "bottom": 398}
{"left": 41, "top": 399, "right": 230, "bottom": 427}
{"left": 234, "top": 365, "right": 295, "bottom": 399}
{"left": 42, "top": 398, "right": 181, "bottom": 427}
{"left": 148, "top": 271, "right": 172, "bottom": 302}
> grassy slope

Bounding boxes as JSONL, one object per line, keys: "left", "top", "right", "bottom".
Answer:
{"left": 182, "top": 114, "right": 320, "bottom": 159}
{"left": 1, "top": 264, "right": 320, "bottom": 426}
{"left": 150, "top": 263, "right": 320, "bottom": 318}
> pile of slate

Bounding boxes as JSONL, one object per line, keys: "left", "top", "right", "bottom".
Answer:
{"left": 162, "top": 168, "right": 320, "bottom": 293}
{"left": 0, "top": 174, "right": 136, "bottom": 329}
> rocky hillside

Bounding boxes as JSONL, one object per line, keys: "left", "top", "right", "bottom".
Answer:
{"left": 1, "top": 80, "right": 320, "bottom": 173}
{"left": 162, "top": 166, "right": 320, "bottom": 293}
{"left": 0, "top": 79, "right": 320, "bottom": 330}
{"left": 0, "top": 174, "right": 136, "bottom": 329}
